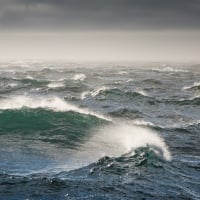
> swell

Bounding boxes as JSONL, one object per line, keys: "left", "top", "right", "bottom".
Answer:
{"left": 163, "top": 96, "right": 200, "bottom": 106}
{"left": 0, "top": 108, "right": 106, "bottom": 135}
{"left": 89, "top": 87, "right": 154, "bottom": 102}
{"left": 90, "top": 146, "right": 168, "bottom": 175}
{"left": 0, "top": 96, "right": 110, "bottom": 121}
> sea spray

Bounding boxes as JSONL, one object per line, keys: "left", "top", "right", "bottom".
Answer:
{"left": 0, "top": 95, "right": 111, "bottom": 121}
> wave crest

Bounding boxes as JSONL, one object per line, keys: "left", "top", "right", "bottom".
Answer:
{"left": 72, "top": 74, "right": 86, "bottom": 81}
{"left": 0, "top": 96, "right": 110, "bottom": 121}
{"left": 84, "top": 125, "right": 171, "bottom": 162}
{"left": 183, "top": 82, "right": 200, "bottom": 90}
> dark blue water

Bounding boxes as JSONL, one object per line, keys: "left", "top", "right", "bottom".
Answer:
{"left": 0, "top": 61, "right": 200, "bottom": 199}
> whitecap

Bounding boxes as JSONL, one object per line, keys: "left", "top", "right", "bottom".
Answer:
{"left": 8, "top": 83, "right": 18, "bottom": 88}
{"left": 183, "top": 82, "right": 200, "bottom": 90}
{"left": 132, "top": 119, "right": 155, "bottom": 127}
{"left": 0, "top": 96, "right": 111, "bottom": 121}
{"left": 81, "top": 91, "right": 90, "bottom": 99}
{"left": 26, "top": 75, "right": 34, "bottom": 79}
{"left": 59, "top": 124, "right": 171, "bottom": 172}
{"left": 152, "top": 67, "right": 188, "bottom": 73}
{"left": 117, "top": 71, "right": 128, "bottom": 75}
{"left": 72, "top": 74, "right": 86, "bottom": 81}
{"left": 47, "top": 82, "right": 65, "bottom": 88}
{"left": 135, "top": 89, "right": 148, "bottom": 97}
{"left": 91, "top": 86, "right": 110, "bottom": 97}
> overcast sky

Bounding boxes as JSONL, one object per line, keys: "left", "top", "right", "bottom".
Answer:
{"left": 0, "top": 0, "right": 200, "bottom": 61}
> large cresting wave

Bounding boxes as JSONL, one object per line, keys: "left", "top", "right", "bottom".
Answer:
{"left": 59, "top": 124, "right": 172, "bottom": 172}
{"left": 86, "top": 124, "right": 171, "bottom": 161}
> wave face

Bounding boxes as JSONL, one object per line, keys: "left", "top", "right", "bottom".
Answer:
{"left": 0, "top": 62, "right": 200, "bottom": 200}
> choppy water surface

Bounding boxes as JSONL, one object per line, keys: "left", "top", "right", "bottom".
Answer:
{"left": 0, "top": 61, "right": 200, "bottom": 199}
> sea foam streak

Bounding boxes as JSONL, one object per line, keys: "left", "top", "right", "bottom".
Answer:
{"left": 0, "top": 96, "right": 110, "bottom": 121}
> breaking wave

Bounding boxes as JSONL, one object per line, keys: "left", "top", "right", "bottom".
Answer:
{"left": 72, "top": 74, "right": 86, "bottom": 81}
{"left": 183, "top": 82, "right": 200, "bottom": 90}
{"left": 0, "top": 96, "right": 110, "bottom": 121}
{"left": 82, "top": 125, "right": 171, "bottom": 162}
{"left": 47, "top": 82, "right": 65, "bottom": 88}
{"left": 152, "top": 67, "right": 188, "bottom": 73}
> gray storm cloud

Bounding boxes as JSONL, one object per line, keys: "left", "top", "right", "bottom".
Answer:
{"left": 0, "top": 0, "right": 200, "bottom": 61}
{"left": 0, "top": 0, "right": 200, "bottom": 30}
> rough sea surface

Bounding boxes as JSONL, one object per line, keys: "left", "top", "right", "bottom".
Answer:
{"left": 0, "top": 61, "right": 200, "bottom": 200}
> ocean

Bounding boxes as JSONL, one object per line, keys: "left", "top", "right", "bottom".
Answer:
{"left": 0, "top": 61, "right": 199, "bottom": 199}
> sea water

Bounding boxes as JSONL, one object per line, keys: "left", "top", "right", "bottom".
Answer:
{"left": 0, "top": 61, "right": 200, "bottom": 199}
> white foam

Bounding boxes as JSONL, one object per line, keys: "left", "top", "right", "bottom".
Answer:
{"left": 91, "top": 86, "right": 110, "bottom": 97}
{"left": 136, "top": 89, "right": 148, "bottom": 97}
{"left": 72, "top": 74, "right": 86, "bottom": 81}
{"left": 152, "top": 67, "right": 188, "bottom": 73}
{"left": 52, "top": 124, "right": 171, "bottom": 173}
{"left": 0, "top": 96, "right": 110, "bottom": 121}
{"left": 132, "top": 119, "right": 155, "bottom": 127}
{"left": 89, "top": 125, "right": 171, "bottom": 161}
{"left": 26, "top": 75, "right": 34, "bottom": 80}
{"left": 126, "top": 78, "right": 133, "bottom": 83}
{"left": 183, "top": 82, "right": 200, "bottom": 90}
{"left": 47, "top": 82, "right": 65, "bottom": 88}
{"left": 8, "top": 83, "right": 18, "bottom": 88}
{"left": 81, "top": 91, "right": 90, "bottom": 99}
{"left": 117, "top": 71, "right": 128, "bottom": 75}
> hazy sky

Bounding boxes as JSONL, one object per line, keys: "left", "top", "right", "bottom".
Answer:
{"left": 0, "top": 0, "right": 200, "bottom": 61}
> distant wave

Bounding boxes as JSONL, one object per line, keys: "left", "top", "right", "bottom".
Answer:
{"left": 91, "top": 86, "right": 111, "bottom": 97}
{"left": 135, "top": 89, "right": 148, "bottom": 97}
{"left": 117, "top": 71, "right": 128, "bottom": 75}
{"left": 0, "top": 96, "right": 111, "bottom": 121}
{"left": 47, "top": 82, "right": 65, "bottom": 88}
{"left": 165, "top": 96, "right": 200, "bottom": 106}
{"left": 72, "top": 74, "right": 86, "bottom": 81}
{"left": 152, "top": 67, "right": 188, "bottom": 73}
{"left": 142, "top": 119, "right": 200, "bottom": 130}
{"left": 183, "top": 82, "right": 200, "bottom": 90}
{"left": 90, "top": 86, "right": 151, "bottom": 99}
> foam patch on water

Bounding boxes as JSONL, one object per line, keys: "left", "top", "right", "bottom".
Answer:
{"left": 0, "top": 96, "right": 110, "bottom": 121}
{"left": 117, "top": 71, "right": 128, "bottom": 75}
{"left": 47, "top": 82, "right": 65, "bottom": 88}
